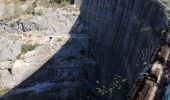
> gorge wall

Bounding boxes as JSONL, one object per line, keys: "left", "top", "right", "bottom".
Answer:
{"left": 80, "top": 0, "right": 168, "bottom": 85}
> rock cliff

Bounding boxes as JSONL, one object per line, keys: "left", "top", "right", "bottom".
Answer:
{"left": 0, "top": 5, "right": 91, "bottom": 100}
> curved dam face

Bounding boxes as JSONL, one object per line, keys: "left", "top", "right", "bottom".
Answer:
{"left": 80, "top": 0, "right": 168, "bottom": 84}
{"left": 0, "top": 0, "right": 169, "bottom": 100}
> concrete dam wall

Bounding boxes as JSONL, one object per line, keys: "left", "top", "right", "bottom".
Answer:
{"left": 0, "top": 0, "right": 169, "bottom": 100}
{"left": 80, "top": 0, "right": 168, "bottom": 85}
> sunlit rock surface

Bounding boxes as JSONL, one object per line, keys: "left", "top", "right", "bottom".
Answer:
{"left": 0, "top": 5, "right": 91, "bottom": 100}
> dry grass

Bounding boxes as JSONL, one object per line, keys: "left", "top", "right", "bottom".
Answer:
{"left": 1, "top": 0, "right": 22, "bottom": 20}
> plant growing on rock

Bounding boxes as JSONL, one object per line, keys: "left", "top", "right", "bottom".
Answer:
{"left": 21, "top": 44, "right": 38, "bottom": 54}
{"left": 17, "top": 44, "right": 39, "bottom": 59}
{"left": 13, "top": 0, "right": 22, "bottom": 18}
{"left": 39, "top": 0, "right": 70, "bottom": 7}
{"left": 95, "top": 75, "right": 130, "bottom": 99}
{"left": 57, "top": 37, "right": 62, "bottom": 42}
{"left": 49, "top": 0, "right": 70, "bottom": 4}
{"left": 0, "top": 88, "right": 9, "bottom": 96}
{"left": 25, "top": 1, "right": 37, "bottom": 15}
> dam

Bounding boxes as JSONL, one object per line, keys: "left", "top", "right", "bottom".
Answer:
{"left": 0, "top": 0, "right": 169, "bottom": 100}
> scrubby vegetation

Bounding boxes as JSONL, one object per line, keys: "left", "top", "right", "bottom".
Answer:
{"left": 0, "top": 88, "right": 9, "bottom": 96}
{"left": 17, "top": 44, "right": 39, "bottom": 59}
{"left": 25, "top": 4, "right": 36, "bottom": 15}
{"left": 57, "top": 37, "right": 62, "bottom": 42}
{"left": 40, "top": 0, "right": 70, "bottom": 7}
{"left": 1, "top": 0, "right": 71, "bottom": 20}
{"left": 49, "top": 0, "right": 70, "bottom": 4}
{"left": 95, "top": 75, "right": 130, "bottom": 99}
{"left": 21, "top": 44, "right": 38, "bottom": 54}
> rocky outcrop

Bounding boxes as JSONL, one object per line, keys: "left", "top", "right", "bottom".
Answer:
{"left": 0, "top": 6, "right": 80, "bottom": 34}
{"left": 160, "top": 0, "right": 170, "bottom": 19}
{"left": 0, "top": 6, "right": 92, "bottom": 100}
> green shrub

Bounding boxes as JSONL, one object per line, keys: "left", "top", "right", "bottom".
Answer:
{"left": 25, "top": 1, "right": 38, "bottom": 15}
{"left": 21, "top": 44, "right": 38, "bottom": 54}
{"left": 17, "top": 44, "right": 39, "bottom": 59}
{"left": 0, "top": 88, "right": 9, "bottom": 96}
{"left": 49, "top": 0, "right": 70, "bottom": 5}
{"left": 95, "top": 75, "right": 130, "bottom": 98}
{"left": 25, "top": 5, "right": 35, "bottom": 14}
{"left": 39, "top": 0, "right": 70, "bottom": 7}
{"left": 57, "top": 37, "right": 62, "bottom": 42}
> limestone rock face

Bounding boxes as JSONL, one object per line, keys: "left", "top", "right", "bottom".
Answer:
{"left": 0, "top": 6, "right": 92, "bottom": 100}
{"left": 74, "top": 0, "right": 82, "bottom": 6}
{"left": 0, "top": 7, "right": 80, "bottom": 34}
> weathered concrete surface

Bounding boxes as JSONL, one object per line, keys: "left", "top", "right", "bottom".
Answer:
{"left": 0, "top": 0, "right": 169, "bottom": 100}
{"left": 80, "top": 0, "right": 168, "bottom": 86}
